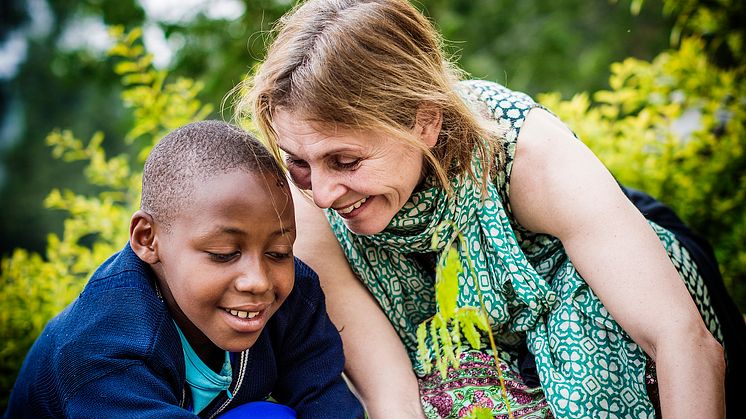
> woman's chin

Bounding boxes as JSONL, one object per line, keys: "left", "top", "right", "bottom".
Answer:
{"left": 342, "top": 217, "right": 390, "bottom": 236}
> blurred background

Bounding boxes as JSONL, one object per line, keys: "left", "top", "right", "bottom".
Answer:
{"left": 1, "top": 0, "right": 744, "bottom": 409}
{"left": 0, "top": 0, "right": 677, "bottom": 258}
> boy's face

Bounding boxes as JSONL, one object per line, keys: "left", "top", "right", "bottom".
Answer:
{"left": 154, "top": 169, "right": 296, "bottom": 359}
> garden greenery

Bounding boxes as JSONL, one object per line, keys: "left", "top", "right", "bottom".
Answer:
{"left": 0, "top": 27, "right": 212, "bottom": 407}
{"left": 1, "top": 7, "right": 744, "bottom": 410}
{"left": 416, "top": 223, "right": 513, "bottom": 418}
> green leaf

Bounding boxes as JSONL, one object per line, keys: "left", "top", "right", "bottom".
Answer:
{"left": 435, "top": 243, "right": 461, "bottom": 319}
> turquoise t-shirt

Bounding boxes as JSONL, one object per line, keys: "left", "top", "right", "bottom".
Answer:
{"left": 174, "top": 323, "right": 233, "bottom": 413}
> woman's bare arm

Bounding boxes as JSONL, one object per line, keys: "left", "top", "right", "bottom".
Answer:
{"left": 290, "top": 185, "right": 425, "bottom": 418}
{"left": 510, "top": 108, "right": 725, "bottom": 417}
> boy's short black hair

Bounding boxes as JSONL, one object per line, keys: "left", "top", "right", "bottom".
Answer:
{"left": 141, "top": 120, "right": 284, "bottom": 229}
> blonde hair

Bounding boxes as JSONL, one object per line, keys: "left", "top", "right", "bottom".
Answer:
{"left": 235, "top": 0, "right": 504, "bottom": 193}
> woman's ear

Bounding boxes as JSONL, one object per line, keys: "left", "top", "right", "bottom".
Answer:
{"left": 130, "top": 210, "right": 160, "bottom": 264}
{"left": 415, "top": 103, "right": 443, "bottom": 148}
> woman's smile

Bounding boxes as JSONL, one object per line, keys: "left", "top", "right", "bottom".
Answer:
{"left": 334, "top": 195, "right": 370, "bottom": 217}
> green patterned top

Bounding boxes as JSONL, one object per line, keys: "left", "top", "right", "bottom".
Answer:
{"left": 325, "top": 80, "right": 721, "bottom": 418}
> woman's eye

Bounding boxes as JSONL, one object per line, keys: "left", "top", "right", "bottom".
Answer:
{"left": 285, "top": 156, "right": 309, "bottom": 168}
{"left": 287, "top": 166, "right": 311, "bottom": 189}
{"left": 207, "top": 252, "right": 239, "bottom": 262}
{"left": 334, "top": 157, "right": 361, "bottom": 170}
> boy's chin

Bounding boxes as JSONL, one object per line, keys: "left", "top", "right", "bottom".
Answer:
{"left": 218, "top": 332, "right": 263, "bottom": 353}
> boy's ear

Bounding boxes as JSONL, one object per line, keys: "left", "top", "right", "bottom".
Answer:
{"left": 414, "top": 103, "right": 442, "bottom": 149}
{"left": 130, "top": 210, "right": 160, "bottom": 264}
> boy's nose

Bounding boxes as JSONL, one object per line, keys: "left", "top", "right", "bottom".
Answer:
{"left": 233, "top": 262, "right": 272, "bottom": 295}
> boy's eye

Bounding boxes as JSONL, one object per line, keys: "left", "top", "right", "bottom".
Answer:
{"left": 207, "top": 251, "right": 239, "bottom": 262}
{"left": 266, "top": 251, "right": 292, "bottom": 261}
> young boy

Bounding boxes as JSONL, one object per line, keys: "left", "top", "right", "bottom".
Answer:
{"left": 4, "top": 121, "right": 364, "bottom": 418}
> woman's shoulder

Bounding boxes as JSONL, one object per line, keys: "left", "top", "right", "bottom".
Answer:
{"left": 455, "top": 79, "right": 539, "bottom": 146}
{"left": 455, "top": 80, "right": 543, "bottom": 214}
{"left": 457, "top": 80, "right": 537, "bottom": 118}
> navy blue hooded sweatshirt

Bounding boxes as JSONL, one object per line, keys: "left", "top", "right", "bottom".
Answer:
{"left": 4, "top": 243, "right": 364, "bottom": 418}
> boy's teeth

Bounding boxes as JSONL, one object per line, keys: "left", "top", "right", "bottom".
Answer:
{"left": 228, "top": 309, "right": 259, "bottom": 319}
{"left": 338, "top": 196, "right": 368, "bottom": 214}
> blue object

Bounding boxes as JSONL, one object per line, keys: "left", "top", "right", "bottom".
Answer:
{"left": 3, "top": 243, "right": 364, "bottom": 418}
{"left": 174, "top": 322, "right": 232, "bottom": 414}
{"left": 218, "top": 401, "right": 297, "bottom": 418}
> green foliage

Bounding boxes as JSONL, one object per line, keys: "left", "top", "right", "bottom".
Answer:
{"left": 108, "top": 27, "right": 214, "bottom": 160}
{"left": 434, "top": 241, "right": 461, "bottom": 318}
{"left": 422, "top": 0, "right": 673, "bottom": 97}
{"left": 417, "top": 223, "right": 513, "bottom": 416}
{"left": 416, "top": 224, "right": 492, "bottom": 377}
{"left": 0, "top": 0, "right": 146, "bottom": 257}
{"left": 624, "top": 0, "right": 744, "bottom": 69}
{"left": 539, "top": 36, "right": 746, "bottom": 310}
{"left": 0, "top": 27, "right": 211, "bottom": 409}
{"left": 660, "top": 0, "right": 744, "bottom": 69}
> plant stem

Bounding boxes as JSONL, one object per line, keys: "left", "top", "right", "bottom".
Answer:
{"left": 459, "top": 234, "right": 514, "bottom": 419}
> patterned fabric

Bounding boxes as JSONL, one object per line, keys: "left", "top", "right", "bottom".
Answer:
{"left": 325, "top": 80, "right": 722, "bottom": 418}
{"left": 419, "top": 348, "right": 553, "bottom": 418}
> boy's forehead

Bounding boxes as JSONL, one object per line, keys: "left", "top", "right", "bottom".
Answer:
{"left": 191, "top": 169, "right": 293, "bottom": 212}
{"left": 167, "top": 172, "right": 295, "bottom": 242}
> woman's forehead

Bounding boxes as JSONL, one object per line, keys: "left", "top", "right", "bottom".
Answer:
{"left": 273, "top": 111, "right": 362, "bottom": 150}
{"left": 273, "top": 108, "right": 352, "bottom": 136}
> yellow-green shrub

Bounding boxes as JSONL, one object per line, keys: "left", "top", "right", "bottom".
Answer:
{"left": 539, "top": 36, "right": 745, "bottom": 309}
{"left": 0, "top": 27, "right": 212, "bottom": 408}
{"left": 1, "top": 25, "right": 744, "bottom": 413}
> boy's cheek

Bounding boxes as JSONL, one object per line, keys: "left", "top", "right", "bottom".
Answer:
{"left": 275, "top": 266, "right": 295, "bottom": 303}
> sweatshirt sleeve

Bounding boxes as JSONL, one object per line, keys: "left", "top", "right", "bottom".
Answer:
{"left": 61, "top": 286, "right": 197, "bottom": 418}
{"left": 271, "top": 259, "right": 365, "bottom": 419}
{"left": 63, "top": 362, "right": 198, "bottom": 418}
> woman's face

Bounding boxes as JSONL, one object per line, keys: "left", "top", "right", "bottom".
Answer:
{"left": 272, "top": 109, "right": 430, "bottom": 235}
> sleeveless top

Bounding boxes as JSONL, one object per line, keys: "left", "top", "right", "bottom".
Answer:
{"left": 325, "top": 80, "right": 722, "bottom": 418}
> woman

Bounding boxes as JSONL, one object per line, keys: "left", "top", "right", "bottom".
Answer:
{"left": 237, "top": 0, "right": 729, "bottom": 417}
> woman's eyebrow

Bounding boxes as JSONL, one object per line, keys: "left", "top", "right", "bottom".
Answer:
{"left": 291, "top": 145, "right": 365, "bottom": 162}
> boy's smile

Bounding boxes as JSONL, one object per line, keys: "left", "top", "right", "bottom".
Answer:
{"left": 150, "top": 169, "right": 296, "bottom": 369}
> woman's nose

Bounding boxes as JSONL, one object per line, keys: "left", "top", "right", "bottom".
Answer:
{"left": 310, "top": 169, "right": 345, "bottom": 209}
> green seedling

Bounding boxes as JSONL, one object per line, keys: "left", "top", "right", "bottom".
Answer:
{"left": 416, "top": 221, "right": 514, "bottom": 418}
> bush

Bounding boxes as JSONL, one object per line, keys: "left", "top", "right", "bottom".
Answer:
{"left": 1, "top": 14, "right": 744, "bottom": 411}
{"left": 0, "top": 27, "right": 212, "bottom": 409}
{"left": 539, "top": 36, "right": 745, "bottom": 310}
